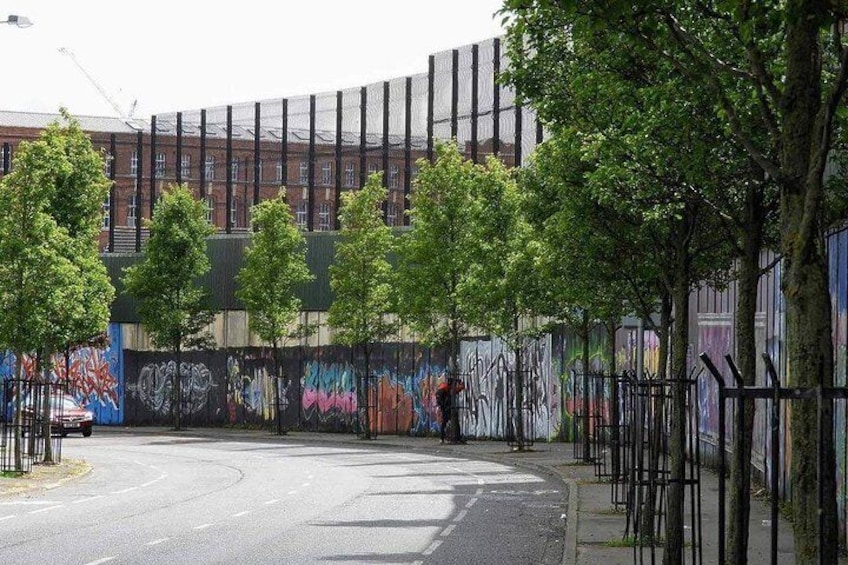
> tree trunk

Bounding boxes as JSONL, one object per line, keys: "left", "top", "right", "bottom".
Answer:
{"left": 664, "top": 257, "right": 691, "bottom": 565}
{"left": 362, "top": 344, "right": 371, "bottom": 439}
{"left": 273, "top": 341, "right": 286, "bottom": 435}
{"left": 606, "top": 318, "right": 620, "bottom": 483}
{"left": 779, "top": 5, "right": 839, "bottom": 561}
{"left": 450, "top": 321, "right": 460, "bottom": 443}
{"left": 13, "top": 351, "right": 23, "bottom": 472}
{"left": 41, "top": 351, "right": 54, "bottom": 465}
{"left": 581, "top": 310, "right": 591, "bottom": 462}
{"left": 514, "top": 341, "right": 525, "bottom": 451}
{"left": 174, "top": 345, "right": 182, "bottom": 431}
{"left": 728, "top": 205, "right": 764, "bottom": 564}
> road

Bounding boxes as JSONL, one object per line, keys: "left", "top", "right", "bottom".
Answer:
{"left": 0, "top": 431, "right": 566, "bottom": 564}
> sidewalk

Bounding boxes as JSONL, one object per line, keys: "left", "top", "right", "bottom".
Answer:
{"left": 96, "top": 426, "right": 797, "bottom": 564}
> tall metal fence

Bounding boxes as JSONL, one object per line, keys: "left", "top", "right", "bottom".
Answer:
{"left": 59, "top": 38, "right": 542, "bottom": 253}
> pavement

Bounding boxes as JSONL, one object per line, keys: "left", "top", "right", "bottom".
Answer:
{"left": 2, "top": 426, "right": 799, "bottom": 564}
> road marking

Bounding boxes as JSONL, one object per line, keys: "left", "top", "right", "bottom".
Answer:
{"left": 29, "top": 505, "right": 64, "bottom": 514}
{"left": 193, "top": 524, "right": 213, "bottom": 530}
{"left": 83, "top": 557, "right": 115, "bottom": 565}
{"left": 422, "top": 540, "right": 442, "bottom": 555}
{"left": 308, "top": 474, "right": 314, "bottom": 480}
{"left": 111, "top": 487, "right": 138, "bottom": 494}
{"left": 0, "top": 515, "right": 16, "bottom": 521}
{"left": 441, "top": 524, "right": 456, "bottom": 537}
{"left": 453, "top": 509, "right": 468, "bottom": 522}
{"left": 44, "top": 482, "right": 62, "bottom": 489}
{"left": 287, "top": 490, "right": 297, "bottom": 495}
{"left": 465, "top": 498, "right": 478, "bottom": 509}
{"left": 232, "top": 511, "right": 250, "bottom": 518}
{"left": 73, "top": 495, "right": 105, "bottom": 504}
{"left": 264, "top": 499, "right": 280, "bottom": 505}
{"left": 475, "top": 487, "right": 483, "bottom": 495}
{"left": 0, "top": 500, "right": 59, "bottom": 506}
{"left": 301, "top": 482, "right": 310, "bottom": 487}
{"left": 145, "top": 538, "right": 169, "bottom": 546}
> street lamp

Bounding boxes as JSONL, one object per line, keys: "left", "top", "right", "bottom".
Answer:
{"left": 1, "top": 15, "right": 33, "bottom": 28}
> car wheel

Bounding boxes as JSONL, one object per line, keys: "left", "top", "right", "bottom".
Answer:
{"left": 82, "top": 428, "right": 92, "bottom": 438}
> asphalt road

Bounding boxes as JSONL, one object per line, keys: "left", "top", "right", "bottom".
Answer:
{"left": 0, "top": 432, "right": 566, "bottom": 564}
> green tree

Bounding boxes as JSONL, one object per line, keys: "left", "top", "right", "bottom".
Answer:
{"left": 328, "top": 174, "right": 396, "bottom": 439}
{"left": 236, "top": 190, "right": 313, "bottom": 435}
{"left": 122, "top": 184, "right": 216, "bottom": 431}
{"left": 39, "top": 113, "right": 114, "bottom": 459}
{"left": 0, "top": 129, "right": 81, "bottom": 469}
{"left": 503, "top": 2, "right": 845, "bottom": 560}
{"left": 397, "top": 142, "right": 478, "bottom": 439}
{"left": 464, "top": 156, "right": 543, "bottom": 450}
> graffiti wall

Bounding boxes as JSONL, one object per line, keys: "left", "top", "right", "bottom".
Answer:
{"left": 0, "top": 323, "right": 124, "bottom": 424}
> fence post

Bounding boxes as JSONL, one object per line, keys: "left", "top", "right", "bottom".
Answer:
{"left": 699, "top": 353, "right": 725, "bottom": 565}
{"left": 762, "top": 354, "right": 780, "bottom": 565}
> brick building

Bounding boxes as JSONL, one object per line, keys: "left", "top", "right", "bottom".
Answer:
{"left": 0, "top": 110, "right": 430, "bottom": 252}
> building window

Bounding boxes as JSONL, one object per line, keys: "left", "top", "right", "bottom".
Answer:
{"left": 104, "top": 153, "right": 112, "bottom": 177}
{"left": 344, "top": 162, "right": 355, "bottom": 187}
{"left": 387, "top": 202, "right": 398, "bottom": 227}
{"left": 411, "top": 165, "right": 419, "bottom": 180}
{"left": 299, "top": 161, "right": 308, "bottom": 185}
{"left": 321, "top": 162, "right": 332, "bottom": 186}
{"left": 155, "top": 153, "right": 166, "bottom": 178}
{"left": 130, "top": 151, "right": 139, "bottom": 176}
{"left": 389, "top": 164, "right": 399, "bottom": 188}
{"left": 230, "top": 199, "right": 238, "bottom": 227}
{"left": 102, "top": 195, "right": 110, "bottom": 230}
{"left": 276, "top": 160, "right": 284, "bottom": 183}
{"left": 368, "top": 163, "right": 378, "bottom": 177}
{"left": 318, "top": 202, "right": 331, "bottom": 231}
{"left": 231, "top": 159, "right": 239, "bottom": 182}
{"left": 295, "top": 201, "right": 308, "bottom": 230}
{"left": 181, "top": 154, "right": 192, "bottom": 178}
{"left": 257, "top": 159, "right": 263, "bottom": 182}
{"left": 127, "top": 196, "right": 137, "bottom": 228}
{"left": 205, "top": 196, "right": 215, "bottom": 224}
{"left": 205, "top": 156, "right": 215, "bottom": 181}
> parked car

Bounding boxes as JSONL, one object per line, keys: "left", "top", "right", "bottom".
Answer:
{"left": 23, "top": 395, "right": 94, "bottom": 437}
{"left": 55, "top": 395, "right": 94, "bottom": 437}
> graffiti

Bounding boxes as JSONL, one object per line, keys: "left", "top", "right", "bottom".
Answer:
{"left": 128, "top": 360, "right": 215, "bottom": 416}
{"left": 460, "top": 336, "right": 556, "bottom": 440}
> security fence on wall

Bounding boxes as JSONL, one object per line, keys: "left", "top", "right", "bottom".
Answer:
{"left": 71, "top": 38, "right": 542, "bottom": 253}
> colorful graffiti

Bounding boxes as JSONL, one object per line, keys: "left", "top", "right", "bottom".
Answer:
{"left": 0, "top": 323, "right": 123, "bottom": 424}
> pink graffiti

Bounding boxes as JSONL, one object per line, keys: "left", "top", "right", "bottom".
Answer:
{"left": 302, "top": 388, "right": 357, "bottom": 414}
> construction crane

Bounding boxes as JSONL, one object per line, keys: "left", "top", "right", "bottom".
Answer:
{"left": 58, "top": 47, "right": 138, "bottom": 122}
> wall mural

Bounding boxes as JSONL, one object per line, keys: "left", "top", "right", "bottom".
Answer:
{"left": 0, "top": 323, "right": 124, "bottom": 424}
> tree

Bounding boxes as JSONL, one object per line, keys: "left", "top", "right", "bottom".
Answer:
{"left": 0, "top": 126, "right": 83, "bottom": 469}
{"left": 122, "top": 184, "right": 216, "bottom": 431}
{"left": 327, "top": 174, "right": 396, "bottom": 439}
{"left": 503, "top": 2, "right": 846, "bottom": 560}
{"left": 38, "top": 113, "right": 114, "bottom": 462}
{"left": 397, "top": 142, "right": 479, "bottom": 439}
{"left": 236, "top": 190, "right": 313, "bottom": 435}
{"left": 463, "top": 155, "right": 544, "bottom": 450}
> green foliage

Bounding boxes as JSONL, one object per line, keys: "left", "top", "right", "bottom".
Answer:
{"left": 396, "top": 143, "right": 477, "bottom": 348}
{"left": 122, "top": 184, "right": 217, "bottom": 352}
{"left": 463, "top": 155, "right": 543, "bottom": 346}
{"left": 237, "top": 190, "right": 313, "bottom": 349}
{"left": 0, "top": 111, "right": 113, "bottom": 358}
{"left": 328, "top": 174, "right": 396, "bottom": 348}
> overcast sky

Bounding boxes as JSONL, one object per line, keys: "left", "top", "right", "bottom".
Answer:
{"left": 2, "top": 0, "right": 505, "bottom": 119}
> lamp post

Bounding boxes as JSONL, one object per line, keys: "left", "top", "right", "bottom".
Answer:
{"left": 1, "top": 15, "right": 33, "bottom": 28}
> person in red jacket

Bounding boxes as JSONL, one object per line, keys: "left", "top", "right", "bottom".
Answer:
{"left": 436, "top": 376, "right": 465, "bottom": 444}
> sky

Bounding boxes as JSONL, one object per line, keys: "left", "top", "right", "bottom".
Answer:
{"left": 2, "top": 0, "right": 506, "bottom": 119}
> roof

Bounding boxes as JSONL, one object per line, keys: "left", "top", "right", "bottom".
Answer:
{"left": 0, "top": 110, "right": 146, "bottom": 134}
